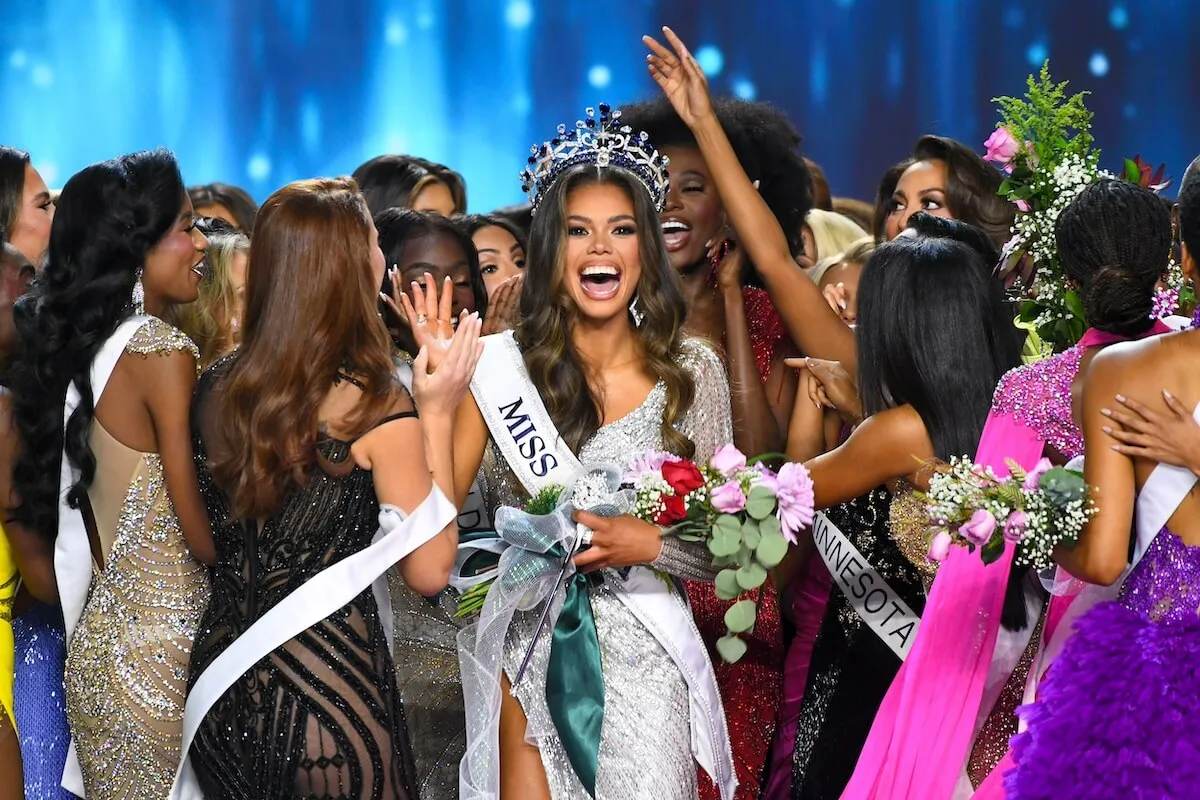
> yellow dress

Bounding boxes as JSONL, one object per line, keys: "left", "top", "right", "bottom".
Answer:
{"left": 63, "top": 319, "right": 211, "bottom": 799}
{"left": 0, "top": 523, "right": 16, "bottom": 730}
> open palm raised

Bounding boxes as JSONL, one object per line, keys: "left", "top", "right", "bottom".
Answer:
{"left": 643, "top": 27, "right": 714, "bottom": 128}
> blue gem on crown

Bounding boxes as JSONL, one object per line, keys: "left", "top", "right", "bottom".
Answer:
{"left": 520, "top": 103, "right": 670, "bottom": 213}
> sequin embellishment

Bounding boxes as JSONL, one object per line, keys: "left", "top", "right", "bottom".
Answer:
{"left": 64, "top": 455, "right": 210, "bottom": 800}
{"left": 991, "top": 346, "right": 1087, "bottom": 460}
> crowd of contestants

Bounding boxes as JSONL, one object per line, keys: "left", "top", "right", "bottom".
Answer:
{"left": 0, "top": 28, "right": 1197, "bottom": 800}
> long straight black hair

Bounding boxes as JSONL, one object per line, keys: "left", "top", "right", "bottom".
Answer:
{"left": 856, "top": 235, "right": 1022, "bottom": 461}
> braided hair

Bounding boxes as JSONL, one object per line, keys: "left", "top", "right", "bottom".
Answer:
{"left": 1055, "top": 179, "right": 1171, "bottom": 337}
{"left": 1179, "top": 160, "right": 1200, "bottom": 258}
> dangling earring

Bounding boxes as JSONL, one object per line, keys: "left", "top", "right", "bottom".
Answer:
{"left": 629, "top": 294, "right": 644, "bottom": 328}
{"left": 131, "top": 268, "right": 145, "bottom": 316}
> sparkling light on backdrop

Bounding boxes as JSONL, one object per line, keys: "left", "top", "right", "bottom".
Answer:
{"left": 1, "top": 0, "right": 1195, "bottom": 211}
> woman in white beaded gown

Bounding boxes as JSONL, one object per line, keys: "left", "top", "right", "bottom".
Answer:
{"left": 403, "top": 105, "right": 736, "bottom": 799}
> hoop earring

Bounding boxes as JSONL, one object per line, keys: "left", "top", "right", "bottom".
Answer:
{"left": 132, "top": 268, "right": 145, "bottom": 316}
{"left": 629, "top": 294, "right": 644, "bottom": 328}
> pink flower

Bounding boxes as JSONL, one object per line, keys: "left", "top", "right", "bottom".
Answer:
{"left": 774, "top": 462, "right": 815, "bottom": 544}
{"left": 710, "top": 443, "right": 747, "bottom": 477}
{"left": 623, "top": 450, "right": 681, "bottom": 483}
{"left": 960, "top": 509, "right": 997, "bottom": 547}
{"left": 928, "top": 531, "right": 953, "bottom": 563}
{"left": 711, "top": 481, "right": 747, "bottom": 514}
{"left": 983, "top": 128, "right": 1020, "bottom": 165}
{"left": 1023, "top": 458, "right": 1054, "bottom": 491}
{"left": 750, "top": 463, "right": 778, "bottom": 493}
{"left": 1015, "top": 198, "right": 1031, "bottom": 212}
{"left": 1003, "top": 510, "right": 1028, "bottom": 543}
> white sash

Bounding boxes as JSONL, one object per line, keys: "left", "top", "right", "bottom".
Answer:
{"left": 469, "top": 332, "right": 585, "bottom": 490}
{"left": 169, "top": 489, "right": 457, "bottom": 798}
{"left": 56, "top": 314, "right": 150, "bottom": 796}
{"left": 469, "top": 335, "right": 736, "bottom": 799}
{"left": 811, "top": 510, "right": 922, "bottom": 661}
{"left": 1028, "top": 413, "right": 1200, "bottom": 710}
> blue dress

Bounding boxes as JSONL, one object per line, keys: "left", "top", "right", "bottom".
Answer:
{"left": 12, "top": 601, "right": 78, "bottom": 799}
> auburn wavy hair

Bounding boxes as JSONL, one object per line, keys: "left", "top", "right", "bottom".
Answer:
{"left": 209, "top": 178, "right": 400, "bottom": 518}
{"left": 517, "top": 165, "right": 695, "bottom": 457}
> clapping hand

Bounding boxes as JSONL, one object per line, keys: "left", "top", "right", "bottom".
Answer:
{"left": 410, "top": 310, "right": 483, "bottom": 416}
{"left": 481, "top": 274, "right": 523, "bottom": 336}
{"left": 643, "top": 27, "right": 714, "bottom": 129}
{"left": 386, "top": 270, "right": 458, "bottom": 370}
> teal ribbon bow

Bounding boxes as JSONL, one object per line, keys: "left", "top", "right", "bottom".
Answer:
{"left": 478, "top": 466, "right": 631, "bottom": 796}
{"left": 545, "top": 551, "right": 604, "bottom": 796}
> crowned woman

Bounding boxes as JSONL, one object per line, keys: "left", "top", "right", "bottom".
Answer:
{"left": 416, "top": 105, "right": 737, "bottom": 799}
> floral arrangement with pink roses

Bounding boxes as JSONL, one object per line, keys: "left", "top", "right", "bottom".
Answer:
{"left": 922, "top": 456, "right": 1096, "bottom": 571}
{"left": 625, "top": 445, "right": 814, "bottom": 663}
{"left": 984, "top": 63, "right": 1177, "bottom": 353}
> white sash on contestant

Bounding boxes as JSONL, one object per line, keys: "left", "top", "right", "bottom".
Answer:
{"left": 463, "top": 331, "right": 736, "bottom": 800}
{"left": 56, "top": 314, "right": 151, "bottom": 796}
{"left": 167, "top": 363, "right": 458, "bottom": 798}
{"left": 811, "top": 510, "right": 922, "bottom": 661}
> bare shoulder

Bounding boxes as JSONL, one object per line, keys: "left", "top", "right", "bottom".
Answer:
{"left": 854, "top": 404, "right": 928, "bottom": 449}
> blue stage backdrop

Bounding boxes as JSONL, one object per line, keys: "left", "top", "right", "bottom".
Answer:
{"left": 1, "top": 1, "right": 1196, "bottom": 211}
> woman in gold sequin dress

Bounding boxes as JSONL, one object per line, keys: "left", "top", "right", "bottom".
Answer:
{"left": 7, "top": 150, "right": 215, "bottom": 799}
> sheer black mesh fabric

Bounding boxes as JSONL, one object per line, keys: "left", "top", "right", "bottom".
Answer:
{"left": 186, "top": 357, "right": 419, "bottom": 799}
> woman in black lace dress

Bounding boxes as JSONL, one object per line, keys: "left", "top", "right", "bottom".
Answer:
{"left": 184, "top": 177, "right": 482, "bottom": 799}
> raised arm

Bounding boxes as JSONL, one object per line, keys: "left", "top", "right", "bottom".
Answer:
{"left": 715, "top": 243, "right": 785, "bottom": 453}
{"left": 357, "top": 314, "right": 483, "bottom": 595}
{"left": 644, "top": 27, "right": 856, "bottom": 368}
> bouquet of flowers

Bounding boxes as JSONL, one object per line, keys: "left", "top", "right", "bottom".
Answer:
{"left": 923, "top": 456, "right": 1096, "bottom": 571}
{"left": 454, "top": 445, "right": 816, "bottom": 664}
{"left": 983, "top": 63, "right": 1176, "bottom": 353}
{"left": 625, "top": 445, "right": 815, "bottom": 663}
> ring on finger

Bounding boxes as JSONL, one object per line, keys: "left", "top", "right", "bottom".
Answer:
{"left": 416, "top": 313, "right": 427, "bottom": 325}
{"left": 579, "top": 528, "right": 594, "bottom": 547}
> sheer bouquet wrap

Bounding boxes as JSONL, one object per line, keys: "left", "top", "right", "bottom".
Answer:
{"left": 456, "top": 465, "right": 633, "bottom": 800}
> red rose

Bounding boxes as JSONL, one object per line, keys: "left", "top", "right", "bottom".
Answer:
{"left": 661, "top": 460, "right": 705, "bottom": 496}
{"left": 655, "top": 494, "right": 688, "bottom": 526}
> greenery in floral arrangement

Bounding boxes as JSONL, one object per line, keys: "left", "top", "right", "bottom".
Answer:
{"left": 985, "top": 63, "right": 1179, "bottom": 351}
{"left": 453, "top": 485, "right": 565, "bottom": 618}
{"left": 983, "top": 62, "right": 1100, "bottom": 352}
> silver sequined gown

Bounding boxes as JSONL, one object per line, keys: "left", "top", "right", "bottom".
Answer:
{"left": 63, "top": 319, "right": 211, "bottom": 800}
{"left": 477, "top": 339, "right": 733, "bottom": 799}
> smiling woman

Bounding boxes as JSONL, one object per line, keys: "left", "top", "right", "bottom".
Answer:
{"left": 440, "top": 107, "right": 737, "bottom": 800}
{"left": 5, "top": 148, "right": 214, "bottom": 799}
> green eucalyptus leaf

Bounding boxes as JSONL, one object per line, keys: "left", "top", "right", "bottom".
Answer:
{"left": 715, "top": 568, "right": 741, "bottom": 600}
{"left": 746, "top": 486, "right": 777, "bottom": 520}
{"left": 713, "top": 514, "right": 742, "bottom": 539}
{"left": 758, "top": 516, "right": 782, "bottom": 539}
{"left": 724, "top": 599, "right": 758, "bottom": 633}
{"left": 715, "top": 634, "right": 748, "bottom": 664}
{"left": 708, "top": 535, "right": 741, "bottom": 559}
{"left": 736, "top": 561, "right": 768, "bottom": 590}
{"left": 742, "top": 518, "right": 762, "bottom": 550}
{"left": 756, "top": 530, "right": 789, "bottom": 569}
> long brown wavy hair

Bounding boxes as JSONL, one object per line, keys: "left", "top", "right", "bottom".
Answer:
{"left": 517, "top": 165, "right": 695, "bottom": 457}
{"left": 210, "top": 178, "right": 401, "bottom": 518}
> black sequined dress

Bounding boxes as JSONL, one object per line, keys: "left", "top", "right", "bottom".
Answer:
{"left": 186, "top": 359, "right": 418, "bottom": 799}
{"left": 789, "top": 486, "right": 930, "bottom": 800}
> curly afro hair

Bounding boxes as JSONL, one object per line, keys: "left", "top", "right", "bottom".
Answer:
{"left": 619, "top": 96, "right": 814, "bottom": 259}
